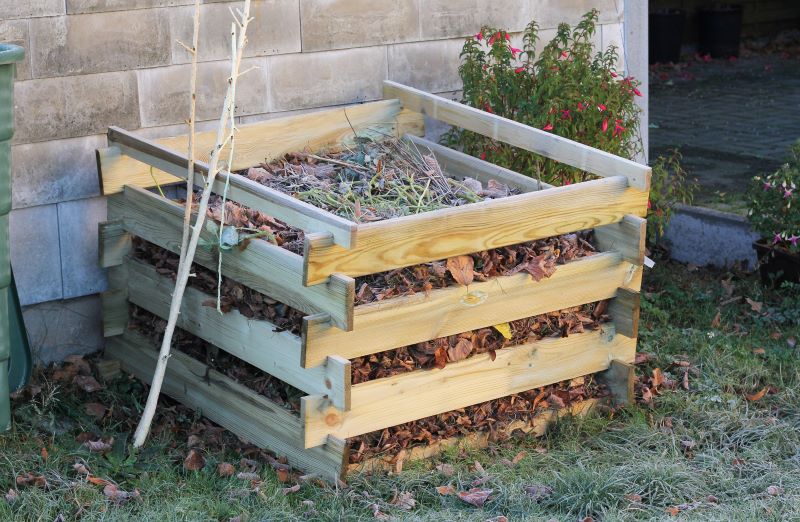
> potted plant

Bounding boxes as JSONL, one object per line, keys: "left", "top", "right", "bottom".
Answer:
{"left": 748, "top": 141, "right": 800, "bottom": 286}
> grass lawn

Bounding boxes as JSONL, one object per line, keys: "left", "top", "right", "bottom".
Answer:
{"left": 1, "top": 259, "right": 798, "bottom": 521}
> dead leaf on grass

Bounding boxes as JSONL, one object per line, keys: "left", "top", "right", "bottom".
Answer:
{"left": 447, "top": 338, "right": 473, "bottom": 363}
{"left": 83, "top": 439, "right": 112, "bottom": 453}
{"left": 665, "top": 506, "right": 681, "bottom": 516}
{"left": 73, "top": 375, "right": 104, "bottom": 393}
{"left": 625, "top": 493, "right": 643, "bottom": 503}
{"left": 485, "top": 517, "right": 508, "bottom": 522}
{"left": 217, "top": 462, "right": 235, "bottom": 477}
{"left": 237, "top": 472, "right": 260, "bottom": 481}
{"left": 752, "top": 347, "right": 766, "bottom": 355}
{"left": 436, "top": 485, "right": 455, "bottom": 495}
{"left": 4, "top": 489, "right": 18, "bottom": 504}
{"left": 84, "top": 402, "right": 107, "bottom": 419}
{"left": 276, "top": 468, "right": 290, "bottom": 483}
{"left": 745, "top": 298, "right": 763, "bottom": 313}
{"left": 447, "top": 256, "right": 474, "bottom": 286}
{"left": 390, "top": 491, "right": 416, "bottom": 510}
{"left": 652, "top": 368, "right": 664, "bottom": 389}
{"left": 766, "top": 485, "right": 784, "bottom": 496}
{"left": 436, "top": 463, "right": 454, "bottom": 477}
{"left": 370, "top": 503, "right": 392, "bottom": 520}
{"left": 523, "top": 484, "right": 552, "bottom": 502}
{"left": 746, "top": 387, "right": 768, "bottom": 402}
{"left": 282, "top": 484, "right": 301, "bottom": 495}
{"left": 512, "top": 450, "right": 527, "bottom": 465}
{"left": 710, "top": 310, "right": 721, "bottom": 328}
{"left": 103, "top": 484, "right": 140, "bottom": 503}
{"left": 184, "top": 449, "right": 205, "bottom": 471}
{"left": 457, "top": 488, "right": 493, "bottom": 507}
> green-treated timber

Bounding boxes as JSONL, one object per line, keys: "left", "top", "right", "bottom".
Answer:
{"left": 106, "top": 330, "right": 348, "bottom": 481}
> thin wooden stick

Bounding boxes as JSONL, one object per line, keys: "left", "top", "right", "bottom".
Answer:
{"left": 133, "top": 0, "right": 253, "bottom": 448}
{"left": 178, "top": 0, "right": 201, "bottom": 264}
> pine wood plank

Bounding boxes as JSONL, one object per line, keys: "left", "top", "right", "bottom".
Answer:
{"left": 350, "top": 398, "right": 600, "bottom": 474}
{"left": 304, "top": 175, "right": 648, "bottom": 285}
{"left": 98, "top": 99, "right": 422, "bottom": 196}
{"left": 101, "top": 263, "right": 129, "bottom": 337}
{"left": 302, "top": 252, "right": 642, "bottom": 367}
{"left": 302, "top": 327, "right": 636, "bottom": 447}
{"left": 609, "top": 288, "right": 641, "bottom": 339}
{"left": 107, "top": 185, "right": 354, "bottom": 331}
{"left": 98, "top": 219, "right": 131, "bottom": 268}
{"left": 404, "top": 134, "right": 553, "bottom": 192}
{"left": 384, "top": 81, "right": 651, "bottom": 191}
{"left": 123, "top": 256, "right": 350, "bottom": 410}
{"left": 594, "top": 215, "right": 646, "bottom": 265}
{"left": 107, "top": 330, "right": 348, "bottom": 480}
{"left": 107, "top": 128, "right": 357, "bottom": 249}
{"left": 598, "top": 360, "right": 635, "bottom": 407}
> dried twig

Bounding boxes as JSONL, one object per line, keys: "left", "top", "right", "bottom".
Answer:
{"left": 133, "top": 0, "right": 253, "bottom": 448}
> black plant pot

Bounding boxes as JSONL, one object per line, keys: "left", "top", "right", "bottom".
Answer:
{"left": 753, "top": 240, "right": 800, "bottom": 287}
{"left": 650, "top": 9, "right": 685, "bottom": 64}
{"left": 698, "top": 4, "right": 743, "bottom": 58}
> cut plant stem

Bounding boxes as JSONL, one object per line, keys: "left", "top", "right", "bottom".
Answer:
{"left": 132, "top": 0, "right": 252, "bottom": 448}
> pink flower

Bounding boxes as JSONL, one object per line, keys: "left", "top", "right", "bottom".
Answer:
{"left": 480, "top": 151, "right": 486, "bottom": 160}
{"left": 784, "top": 188, "right": 793, "bottom": 198}
{"left": 633, "top": 87, "right": 643, "bottom": 97}
{"left": 542, "top": 123, "right": 554, "bottom": 131}
{"left": 577, "top": 102, "right": 585, "bottom": 112}
{"left": 597, "top": 103, "right": 606, "bottom": 112}
{"left": 484, "top": 102, "right": 493, "bottom": 114}
{"left": 789, "top": 234, "right": 799, "bottom": 246}
{"left": 647, "top": 199, "right": 652, "bottom": 210}
{"left": 613, "top": 119, "right": 625, "bottom": 137}
{"left": 504, "top": 33, "right": 510, "bottom": 41}
{"left": 514, "top": 66, "right": 525, "bottom": 73}
{"left": 773, "top": 233, "right": 783, "bottom": 244}
{"left": 510, "top": 47, "right": 522, "bottom": 57}
{"left": 610, "top": 71, "right": 618, "bottom": 78}
{"left": 601, "top": 118, "right": 609, "bottom": 132}
{"left": 560, "top": 50, "right": 569, "bottom": 59}
{"left": 763, "top": 181, "right": 772, "bottom": 190}
{"left": 561, "top": 109, "right": 571, "bottom": 120}
{"left": 475, "top": 32, "right": 483, "bottom": 41}
{"left": 488, "top": 34, "right": 496, "bottom": 45}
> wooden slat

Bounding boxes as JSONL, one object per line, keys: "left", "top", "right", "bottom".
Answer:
{"left": 98, "top": 98, "right": 421, "bottom": 194}
{"left": 107, "top": 330, "right": 348, "bottom": 480}
{"left": 350, "top": 398, "right": 600, "bottom": 474}
{"left": 101, "top": 263, "right": 129, "bottom": 337}
{"left": 98, "top": 219, "right": 131, "bottom": 268}
{"left": 384, "top": 81, "right": 651, "bottom": 191}
{"left": 302, "top": 327, "right": 636, "bottom": 447}
{"left": 598, "top": 360, "right": 635, "bottom": 407}
{"left": 108, "top": 185, "right": 355, "bottom": 331}
{"left": 594, "top": 215, "right": 646, "bottom": 265}
{"left": 302, "top": 252, "right": 642, "bottom": 367}
{"left": 123, "top": 256, "right": 350, "bottom": 410}
{"left": 404, "top": 134, "right": 553, "bottom": 192}
{"left": 609, "top": 288, "right": 641, "bottom": 339}
{"left": 304, "top": 175, "right": 648, "bottom": 285}
{"left": 106, "top": 128, "right": 358, "bottom": 249}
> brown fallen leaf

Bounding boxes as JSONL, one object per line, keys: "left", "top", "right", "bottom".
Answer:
{"left": 457, "top": 488, "right": 493, "bottom": 507}
{"left": 436, "top": 485, "right": 455, "bottom": 495}
{"left": 217, "top": 462, "right": 235, "bottom": 477}
{"left": 652, "top": 368, "right": 664, "bottom": 389}
{"left": 447, "top": 338, "right": 473, "bottom": 363}
{"left": 103, "top": 483, "right": 140, "bottom": 503}
{"left": 485, "top": 517, "right": 508, "bottom": 522}
{"left": 710, "top": 310, "right": 721, "bottom": 328}
{"left": 87, "top": 476, "right": 111, "bottom": 486}
{"left": 436, "top": 463, "right": 454, "bottom": 477}
{"left": 84, "top": 438, "right": 114, "bottom": 453}
{"left": 276, "top": 468, "right": 290, "bottom": 483}
{"left": 282, "top": 484, "right": 301, "bottom": 495}
{"left": 752, "top": 347, "right": 766, "bottom": 355}
{"left": 4, "top": 489, "right": 18, "bottom": 504}
{"left": 40, "top": 447, "right": 49, "bottom": 462}
{"left": 511, "top": 450, "right": 527, "bottom": 465}
{"left": 446, "top": 256, "right": 474, "bottom": 286}
{"left": 237, "top": 472, "right": 260, "bottom": 481}
{"left": 625, "top": 493, "right": 643, "bottom": 503}
{"left": 746, "top": 387, "right": 768, "bottom": 402}
{"left": 184, "top": 449, "right": 205, "bottom": 471}
{"left": 745, "top": 298, "right": 763, "bottom": 313}
{"left": 523, "top": 484, "right": 552, "bottom": 502}
{"left": 665, "top": 506, "right": 681, "bottom": 516}
{"left": 84, "top": 402, "right": 107, "bottom": 419}
{"left": 370, "top": 503, "right": 391, "bottom": 520}
{"left": 73, "top": 462, "right": 90, "bottom": 475}
{"left": 73, "top": 375, "right": 104, "bottom": 393}
{"left": 766, "top": 485, "right": 784, "bottom": 496}
{"left": 390, "top": 491, "right": 416, "bottom": 510}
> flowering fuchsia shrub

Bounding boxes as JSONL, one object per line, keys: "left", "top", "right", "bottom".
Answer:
{"left": 445, "top": 10, "right": 642, "bottom": 185}
{"left": 748, "top": 141, "right": 800, "bottom": 253}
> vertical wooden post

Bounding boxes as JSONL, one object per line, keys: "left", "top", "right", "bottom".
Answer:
{"left": 101, "top": 262, "right": 129, "bottom": 338}
{"left": 599, "top": 359, "right": 635, "bottom": 407}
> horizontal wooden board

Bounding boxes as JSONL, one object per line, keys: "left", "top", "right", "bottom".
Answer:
{"left": 350, "top": 398, "right": 600, "bottom": 474}
{"left": 107, "top": 330, "right": 348, "bottom": 480}
{"left": 123, "top": 256, "right": 350, "bottom": 410}
{"left": 384, "top": 81, "right": 651, "bottom": 191}
{"left": 404, "top": 134, "right": 553, "bottom": 192}
{"left": 302, "top": 327, "right": 636, "bottom": 447}
{"left": 304, "top": 175, "right": 649, "bottom": 285}
{"left": 107, "top": 185, "right": 354, "bottom": 331}
{"left": 108, "top": 128, "right": 357, "bottom": 249}
{"left": 99, "top": 99, "right": 422, "bottom": 196}
{"left": 302, "top": 252, "right": 642, "bottom": 367}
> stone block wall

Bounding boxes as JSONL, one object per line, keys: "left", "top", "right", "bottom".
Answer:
{"left": 0, "top": 0, "right": 642, "bottom": 362}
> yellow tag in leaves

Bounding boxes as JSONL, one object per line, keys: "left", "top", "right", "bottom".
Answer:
{"left": 493, "top": 322, "right": 512, "bottom": 340}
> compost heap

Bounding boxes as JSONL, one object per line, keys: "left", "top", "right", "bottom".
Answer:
{"left": 127, "top": 137, "right": 614, "bottom": 462}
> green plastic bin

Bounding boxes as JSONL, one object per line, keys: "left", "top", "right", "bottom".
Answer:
{"left": 1, "top": 43, "right": 24, "bottom": 432}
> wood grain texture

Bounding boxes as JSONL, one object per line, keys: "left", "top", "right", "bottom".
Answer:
{"left": 107, "top": 185, "right": 354, "bottom": 331}
{"left": 384, "top": 81, "right": 651, "bottom": 191}
{"left": 598, "top": 360, "right": 635, "bottom": 407}
{"left": 304, "top": 175, "right": 648, "bottom": 285}
{"left": 123, "top": 256, "right": 350, "bottom": 410}
{"left": 404, "top": 134, "right": 553, "bottom": 192}
{"left": 350, "top": 398, "right": 600, "bottom": 474}
{"left": 107, "top": 129, "right": 357, "bottom": 249}
{"left": 101, "top": 263, "right": 128, "bottom": 337}
{"left": 302, "top": 327, "right": 636, "bottom": 447}
{"left": 107, "top": 331, "right": 348, "bottom": 481}
{"left": 302, "top": 252, "right": 642, "bottom": 367}
{"left": 98, "top": 99, "right": 422, "bottom": 196}
{"left": 609, "top": 288, "right": 641, "bottom": 339}
{"left": 594, "top": 214, "right": 646, "bottom": 265}
{"left": 98, "top": 219, "right": 131, "bottom": 268}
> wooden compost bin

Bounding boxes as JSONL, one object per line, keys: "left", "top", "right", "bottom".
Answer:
{"left": 96, "top": 81, "right": 650, "bottom": 481}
